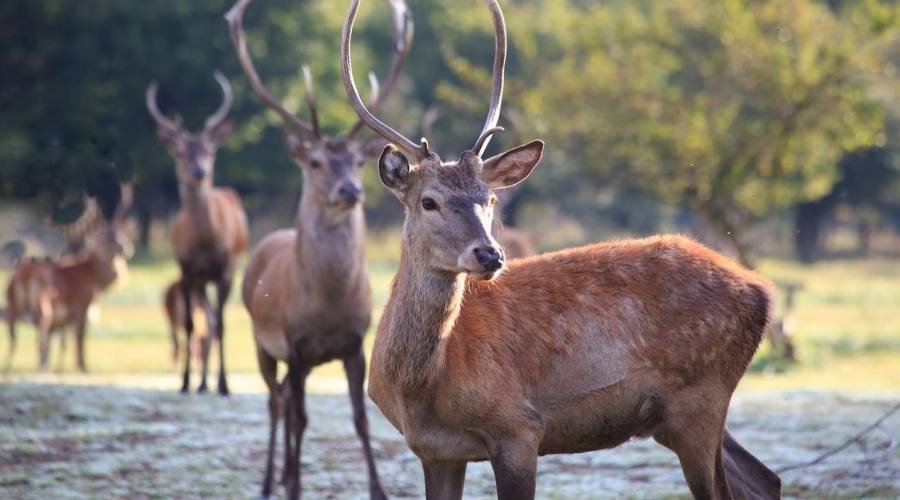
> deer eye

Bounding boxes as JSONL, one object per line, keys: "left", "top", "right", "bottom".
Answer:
{"left": 421, "top": 197, "right": 438, "bottom": 211}
{"left": 309, "top": 159, "right": 322, "bottom": 169}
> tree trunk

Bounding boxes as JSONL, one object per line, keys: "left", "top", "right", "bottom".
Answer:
{"left": 137, "top": 203, "right": 152, "bottom": 253}
{"left": 794, "top": 201, "right": 830, "bottom": 263}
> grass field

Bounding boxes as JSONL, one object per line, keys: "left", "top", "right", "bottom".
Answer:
{"left": 2, "top": 252, "right": 899, "bottom": 393}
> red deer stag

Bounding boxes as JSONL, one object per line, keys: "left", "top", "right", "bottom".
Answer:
{"left": 146, "top": 72, "right": 248, "bottom": 395}
{"left": 227, "top": 0, "right": 411, "bottom": 497}
{"left": 343, "top": 1, "right": 781, "bottom": 499}
{"left": 4, "top": 189, "right": 132, "bottom": 372}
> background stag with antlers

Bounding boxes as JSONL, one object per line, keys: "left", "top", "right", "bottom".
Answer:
{"left": 227, "top": 0, "right": 412, "bottom": 497}
{"left": 146, "top": 72, "right": 249, "bottom": 396}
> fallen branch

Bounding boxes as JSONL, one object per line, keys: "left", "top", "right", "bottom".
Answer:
{"left": 777, "top": 402, "right": 900, "bottom": 474}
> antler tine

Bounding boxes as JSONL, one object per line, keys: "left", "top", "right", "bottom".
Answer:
{"left": 342, "top": 0, "right": 426, "bottom": 158}
{"left": 226, "top": 0, "right": 318, "bottom": 139}
{"left": 301, "top": 66, "right": 322, "bottom": 139}
{"left": 113, "top": 183, "right": 133, "bottom": 223}
{"left": 205, "top": 71, "right": 234, "bottom": 131}
{"left": 145, "top": 82, "right": 180, "bottom": 134}
{"left": 345, "top": 0, "right": 416, "bottom": 140}
{"left": 471, "top": 0, "right": 507, "bottom": 157}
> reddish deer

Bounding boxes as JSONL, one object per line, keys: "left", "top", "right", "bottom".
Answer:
{"left": 163, "top": 279, "right": 210, "bottom": 365}
{"left": 147, "top": 72, "right": 248, "bottom": 395}
{"left": 343, "top": 1, "right": 781, "bottom": 499}
{"left": 4, "top": 191, "right": 132, "bottom": 372}
{"left": 227, "top": 0, "right": 411, "bottom": 497}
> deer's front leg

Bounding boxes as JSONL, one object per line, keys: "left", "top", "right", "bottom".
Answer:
{"left": 74, "top": 315, "right": 87, "bottom": 373}
{"left": 179, "top": 275, "right": 194, "bottom": 394}
{"left": 423, "top": 461, "right": 467, "bottom": 500}
{"left": 214, "top": 276, "right": 232, "bottom": 396}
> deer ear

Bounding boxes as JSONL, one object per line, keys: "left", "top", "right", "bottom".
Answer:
{"left": 481, "top": 140, "right": 544, "bottom": 190}
{"left": 284, "top": 132, "right": 309, "bottom": 161}
{"left": 361, "top": 136, "right": 389, "bottom": 159}
{"left": 207, "top": 119, "right": 234, "bottom": 146}
{"left": 378, "top": 145, "right": 411, "bottom": 192}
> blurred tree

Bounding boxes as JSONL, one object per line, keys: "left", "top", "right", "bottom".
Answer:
{"left": 494, "top": 0, "right": 894, "bottom": 266}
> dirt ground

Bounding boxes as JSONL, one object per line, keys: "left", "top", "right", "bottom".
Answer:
{"left": 0, "top": 383, "right": 898, "bottom": 499}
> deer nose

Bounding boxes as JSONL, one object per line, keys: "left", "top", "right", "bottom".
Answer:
{"left": 338, "top": 183, "right": 362, "bottom": 203}
{"left": 473, "top": 246, "right": 503, "bottom": 272}
{"left": 191, "top": 166, "right": 207, "bottom": 180}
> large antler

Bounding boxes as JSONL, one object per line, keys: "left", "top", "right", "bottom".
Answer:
{"left": 471, "top": 0, "right": 507, "bottom": 157}
{"left": 146, "top": 82, "right": 181, "bottom": 135}
{"left": 342, "top": 0, "right": 428, "bottom": 159}
{"left": 204, "top": 71, "right": 234, "bottom": 132}
{"left": 226, "top": 0, "right": 321, "bottom": 139}
{"left": 344, "top": 0, "right": 415, "bottom": 139}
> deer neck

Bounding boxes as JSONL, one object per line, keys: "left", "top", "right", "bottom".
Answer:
{"left": 293, "top": 188, "right": 367, "bottom": 296}
{"left": 378, "top": 246, "right": 465, "bottom": 393}
{"left": 179, "top": 182, "right": 216, "bottom": 237}
{"left": 84, "top": 249, "right": 119, "bottom": 293}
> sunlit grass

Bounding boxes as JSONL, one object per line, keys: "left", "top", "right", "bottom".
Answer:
{"left": 1, "top": 244, "right": 898, "bottom": 394}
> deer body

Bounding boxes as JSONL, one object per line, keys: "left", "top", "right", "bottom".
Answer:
{"left": 243, "top": 205, "right": 370, "bottom": 365}
{"left": 371, "top": 236, "right": 771, "bottom": 461}
{"left": 5, "top": 226, "right": 129, "bottom": 372}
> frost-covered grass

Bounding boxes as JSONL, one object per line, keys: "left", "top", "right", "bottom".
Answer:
{"left": 1, "top": 384, "right": 897, "bottom": 499}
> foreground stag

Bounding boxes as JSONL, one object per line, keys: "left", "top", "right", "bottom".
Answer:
{"left": 5, "top": 190, "right": 132, "bottom": 372}
{"left": 146, "top": 72, "right": 248, "bottom": 395}
{"left": 342, "top": 1, "right": 781, "bottom": 498}
{"left": 227, "top": 0, "right": 411, "bottom": 497}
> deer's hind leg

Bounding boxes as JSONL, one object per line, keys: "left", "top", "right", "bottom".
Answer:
{"left": 653, "top": 384, "right": 733, "bottom": 500}
{"left": 4, "top": 307, "right": 16, "bottom": 373}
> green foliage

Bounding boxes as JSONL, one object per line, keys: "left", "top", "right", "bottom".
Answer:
{"left": 504, "top": 0, "right": 895, "bottom": 264}
{"left": 0, "top": 0, "right": 897, "bottom": 262}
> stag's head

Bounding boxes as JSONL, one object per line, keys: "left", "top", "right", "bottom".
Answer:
{"left": 226, "top": 0, "right": 412, "bottom": 213}
{"left": 90, "top": 183, "right": 134, "bottom": 261}
{"left": 146, "top": 73, "right": 235, "bottom": 189}
{"left": 342, "top": 0, "right": 543, "bottom": 280}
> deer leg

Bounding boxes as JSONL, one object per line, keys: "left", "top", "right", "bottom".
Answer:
{"left": 488, "top": 436, "right": 540, "bottom": 500}
{"left": 214, "top": 277, "right": 232, "bottom": 396}
{"left": 285, "top": 349, "right": 310, "bottom": 500}
{"left": 196, "top": 289, "right": 212, "bottom": 394}
{"left": 37, "top": 315, "right": 54, "bottom": 372}
{"left": 74, "top": 314, "right": 88, "bottom": 373}
{"left": 280, "top": 377, "right": 293, "bottom": 487}
{"left": 4, "top": 309, "right": 16, "bottom": 373}
{"left": 343, "top": 347, "right": 387, "bottom": 500}
{"left": 422, "top": 461, "right": 467, "bottom": 500}
{"left": 654, "top": 391, "right": 733, "bottom": 500}
{"left": 55, "top": 328, "right": 67, "bottom": 373}
{"left": 179, "top": 276, "right": 194, "bottom": 394}
{"left": 257, "top": 346, "right": 279, "bottom": 498}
